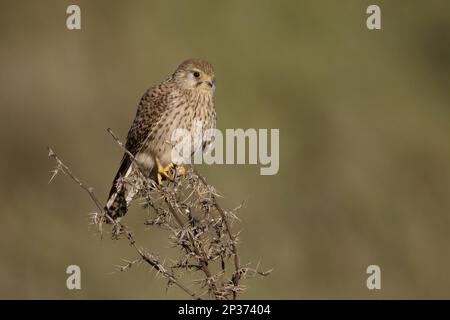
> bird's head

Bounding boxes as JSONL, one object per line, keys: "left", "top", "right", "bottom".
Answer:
{"left": 172, "top": 59, "right": 215, "bottom": 93}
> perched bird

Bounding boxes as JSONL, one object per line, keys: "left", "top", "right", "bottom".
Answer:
{"left": 105, "top": 59, "right": 216, "bottom": 220}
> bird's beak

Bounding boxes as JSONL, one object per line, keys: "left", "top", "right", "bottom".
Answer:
{"left": 203, "top": 75, "right": 214, "bottom": 88}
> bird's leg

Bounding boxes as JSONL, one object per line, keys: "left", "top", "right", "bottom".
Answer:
{"left": 155, "top": 157, "right": 174, "bottom": 185}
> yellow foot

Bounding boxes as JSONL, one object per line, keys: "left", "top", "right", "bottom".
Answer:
{"left": 156, "top": 158, "right": 174, "bottom": 185}
{"left": 176, "top": 165, "right": 186, "bottom": 177}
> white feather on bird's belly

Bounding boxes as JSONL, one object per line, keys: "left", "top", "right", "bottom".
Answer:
{"left": 135, "top": 151, "right": 155, "bottom": 171}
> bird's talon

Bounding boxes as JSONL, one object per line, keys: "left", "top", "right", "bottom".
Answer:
{"left": 156, "top": 158, "right": 175, "bottom": 185}
{"left": 176, "top": 165, "right": 186, "bottom": 176}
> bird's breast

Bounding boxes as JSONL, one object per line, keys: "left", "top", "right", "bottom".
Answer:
{"left": 145, "top": 92, "right": 215, "bottom": 166}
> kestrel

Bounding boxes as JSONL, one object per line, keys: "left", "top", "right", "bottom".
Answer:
{"left": 105, "top": 59, "right": 216, "bottom": 220}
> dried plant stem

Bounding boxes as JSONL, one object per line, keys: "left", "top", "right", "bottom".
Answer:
{"left": 107, "top": 129, "right": 218, "bottom": 296}
{"left": 47, "top": 147, "right": 198, "bottom": 299}
{"left": 48, "top": 128, "right": 270, "bottom": 300}
{"left": 124, "top": 231, "right": 197, "bottom": 299}
{"left": 192, "top": 169, "right": 241, "bottom": 298}
{"left": 48, "top": 148, "right": 104, "bottom": 212}
{"left": 165, "top": 199, "right": 217, "bottom": 291}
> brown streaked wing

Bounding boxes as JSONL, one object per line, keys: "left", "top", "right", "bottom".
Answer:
{"left": 108, "top": 84, "right": 167, "bottom": 198}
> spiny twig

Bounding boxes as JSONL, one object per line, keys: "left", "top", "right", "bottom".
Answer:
{"left": 106, "top": 129, "right": 218, "bottom": 296}
{"left": 47, "top": 147, "right": 198, "bottom": 299}
{"left": 192, "top": 168, "right": 241, "bottom": 298}
{"left": 47, "top": 128, "right": 270, "bottom": 300}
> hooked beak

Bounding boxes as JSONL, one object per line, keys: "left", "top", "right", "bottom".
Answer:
{"left": 203, "top": 75, "right": 214, "bottom": 88}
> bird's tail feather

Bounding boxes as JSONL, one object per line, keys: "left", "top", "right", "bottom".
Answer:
{"left": 105, "top": 164, "right": 141, "bottom": 221}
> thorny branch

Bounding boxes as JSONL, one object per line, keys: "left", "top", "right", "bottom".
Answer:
{"left": 191, "top": 168, "right": 241, "bottom": 299}
{"left": 47, "top": 147, "right": 197, "bottom": 299}
{"left": 47, "top": 129, "right": 271, "bottom": 300}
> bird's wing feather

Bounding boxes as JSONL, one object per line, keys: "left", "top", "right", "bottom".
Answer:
{"left": 107, "top": 85, "right": 167, "bottom": 198}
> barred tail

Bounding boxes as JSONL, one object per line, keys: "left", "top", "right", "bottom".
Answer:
{"left": 105, "top": 186, "right": 129, "bottom": 221}
{"left": 105, "top": 156, "right": 140, "bottom": 221}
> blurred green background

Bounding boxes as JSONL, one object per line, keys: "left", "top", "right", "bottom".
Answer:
{"left": 0, "top": 0, "right": 449, "bottom": 299}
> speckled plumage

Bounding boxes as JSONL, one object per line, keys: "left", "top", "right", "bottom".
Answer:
{"left": 105, "top": 59, "right": 216, "bottom": 219}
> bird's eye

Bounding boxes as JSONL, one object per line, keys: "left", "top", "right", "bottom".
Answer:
{"left": 193, "top": 71, "right": 200, "bottom": 78}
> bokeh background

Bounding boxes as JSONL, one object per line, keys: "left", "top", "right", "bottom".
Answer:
{"left": 0, "top": 0, "right": 449, "bottom": 299}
